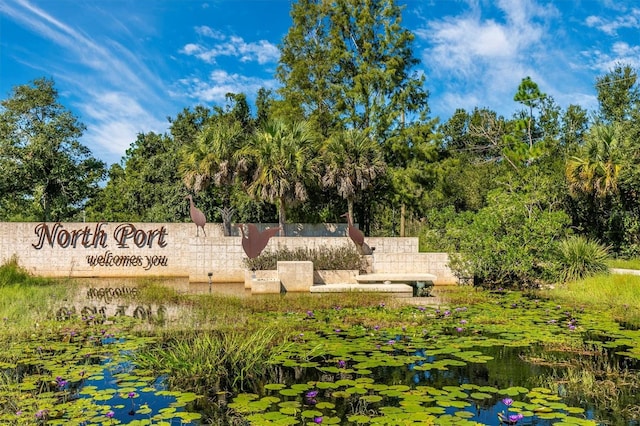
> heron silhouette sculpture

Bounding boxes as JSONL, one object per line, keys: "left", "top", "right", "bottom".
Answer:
{"left": 237, "top": 223, "right": 281, "bottom": 258}
{"left": 185, "top": 195, "right": 206, "bottom": 237}
{"left": 342, "top": 212, "right": 372, "bottom": 255}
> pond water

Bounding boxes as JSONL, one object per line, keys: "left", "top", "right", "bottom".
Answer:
{"left": 224, "top": 330, "right": 639, "bottom": 425}
{"left": 5, "top": 287, "right": 640, "bottom": 425}
{"left": 220, "top": 295, "right": 640, "bottom": 425}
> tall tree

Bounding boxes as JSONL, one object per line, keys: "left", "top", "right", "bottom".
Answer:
{"left": 237, "top": 119, "right": 319, "bottom": 235}
{"left": 276, "top": 0, "right": 429, "bottom": 140}
{"left": 86, "top": 132, "right": 184, "bottom": 222}
{"left": 276, "top": 0, "right": 429, "bottom": 233}
{"left": 0, "top": 78, "right": 105, "bottom": 221}
{"left": 513, "top": 76, "right": 546, "bottom": 149}
{"left": 560, "top": 104, "right": 589, "bottom": 152}
{"left": 168, "top": 105, "right": 215, "bottom": 146}
{"left": 595, "top": 64, "right": 639, "bottom": 123}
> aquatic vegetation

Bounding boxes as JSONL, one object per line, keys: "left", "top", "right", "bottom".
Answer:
{"left": 3, "top": 266, "right": 640, "bottom": 424}
{"left": 135, "top": 327, "right": 289, "bottom": 395}
{"left": 0, "top": 310, "right": 202, "bottom": 424}
{"left": 221, "top": 292, "right": 640, "bottom": 424}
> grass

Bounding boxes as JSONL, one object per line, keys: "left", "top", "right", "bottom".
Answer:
{"left": 541, "top": 273, "right": 640, "bottom": 327}
{"left": 0, "top": 257, "right": 75, "bottom": 334}
{"left": 135, "top": 327, "right": 286, "bottom": 395}
{"left": 607, "top": 258, "right": 640, "bottom": 270}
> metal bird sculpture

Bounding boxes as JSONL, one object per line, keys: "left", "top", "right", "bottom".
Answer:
{"left": 342, "top": 212, "right": 372, "bottom": 255}
{"left": 238, "top": 223, "right": 281, "bottom": 258}
{"left": 185, "top": 195, "right": 206, "bottom": 237}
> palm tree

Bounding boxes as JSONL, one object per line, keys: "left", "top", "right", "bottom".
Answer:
{"left": 179, "top": 118, "right": 245, "bottom": 235}
{"left": 566, "top": 123, "right": 625, "bottom": 243}
{"left": 566, "top": 124, "right": 623, "bottom": 199}
{"left": 236, "top": 119, "right": 319, "bottom": 236}
{"left": 321, "top": 128, "right": 386, "bottom": 224}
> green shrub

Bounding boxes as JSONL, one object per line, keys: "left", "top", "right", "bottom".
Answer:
{"left": 440, "top": 189, "right": 570, "bottom": 289}
{"left": 557, "top": 236, "right": 610, "bottom": 282}
{"left": 243, "top": 245, "right": 366, "bottom": 271}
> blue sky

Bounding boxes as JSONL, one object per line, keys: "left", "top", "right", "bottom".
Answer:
{"left": 1, "top": 0, "right": 639, "bottom": 167}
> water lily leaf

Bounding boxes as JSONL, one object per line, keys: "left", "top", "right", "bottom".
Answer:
{"left": 360, "top": 395, "right": 383, "bottom": 403}
{"left": 470, "top": 392, "right": 492, "bottom": 400}
{"left": 279, "top": 406, "right": 299, "bottom": 415}
{"left": 316, "top": 381, "right": 338, "bottom": 390}
{"left": 279, "top": 389, "right": 300, "bottom": 397}
{"left": 301, "top": 409, "right": 323, "bottom": 418}
{"left": 498, "top": 386, "right": 528, "bottom": 396}
{"left": 348, "top": 414, "right": 371, "bottom": 423}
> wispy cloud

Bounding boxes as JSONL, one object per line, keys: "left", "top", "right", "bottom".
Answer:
{"left": 174, "top": 70, "right": 277, "bottom": 105}
{"left": 80, "top": 90, "right": 167, "bottom": 162}
{"left": 180, "top": 26, "right": 280, "bottom": 65}
{"left": 1, "top": 0, "right": 171, "bottom": 165}
{"left": 585, "top": 8, "right": 640, "bottom": 35}
{"left": 586, "top": 42, "right": 640, "bottom": 72}
{"left": 414, "top": 0, "right": 595, "bottom": 117}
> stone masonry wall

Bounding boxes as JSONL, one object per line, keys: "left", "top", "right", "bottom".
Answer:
{"left": 0, "top": 222, "right": 455, "bottom": 284}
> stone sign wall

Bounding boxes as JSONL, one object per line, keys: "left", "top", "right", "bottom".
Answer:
{"left": 0, "top": 222, "right": 456, "bottom": 284}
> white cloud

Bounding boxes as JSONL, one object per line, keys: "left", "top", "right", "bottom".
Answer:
{"left": 174, "top": 70, "right": 277, "bottom": 104}
{"left": 79, "top": 90, "right": 167, "bottom": 163}
{"left": 181, "top": 27, "right": 280, "bottom": 65}
{"left": 195, "top": 25, "right": 225, "bottom": 39}
{"left": 585, "top": 42, "right": 640, "bottom": 72}
{"left": 1, "top": 0, "right": 173, "bottom": 165}
{"left": 415, "top": 0, "right": 567, "bottom": 118}
{"left": 181, "top": 43, "right": 201, "bottom": 55}
{"left": 585, "top": 8, "right": 640, "bottom": 35}
{"left": 420, "top": 0, "right": 554, "bottom": 78}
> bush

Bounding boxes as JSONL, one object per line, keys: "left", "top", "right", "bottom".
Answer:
{"left": 557, "top": 236, "right": 609, "bottom": 282}
{"left": 433, "top": 188, "right": 571, "bottom": 289}
{"left": 243, "top": 245, "right": 366, "bottom": 271}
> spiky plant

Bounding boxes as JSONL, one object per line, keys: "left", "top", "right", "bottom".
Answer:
{"left": 557, "top": 236, "right": 610, "bottom": 282}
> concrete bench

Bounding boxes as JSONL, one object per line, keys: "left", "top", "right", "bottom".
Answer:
{"left": 355, "top": 273, "right": 437, "bottom": 283}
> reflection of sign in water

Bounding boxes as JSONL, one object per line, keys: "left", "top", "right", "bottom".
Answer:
{"left": 86, "top": 287, "right": 138, "bottom": 303}
{"left": 56, "top": 304, "right": 166, "bottom": 321}
{"left": 56, "top": 286, "right": 166, "bottom": 321}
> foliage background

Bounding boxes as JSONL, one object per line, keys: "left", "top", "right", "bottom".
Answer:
{"left": 2, "top": 1, "right": 639, "bottom": 287}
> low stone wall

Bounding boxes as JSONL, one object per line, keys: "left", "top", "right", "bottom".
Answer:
{"left": 372, "top": 252, "right": 457, "bottom": 285}
{"left": 0, "top": 222, "right": 456, "bottom": 285}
